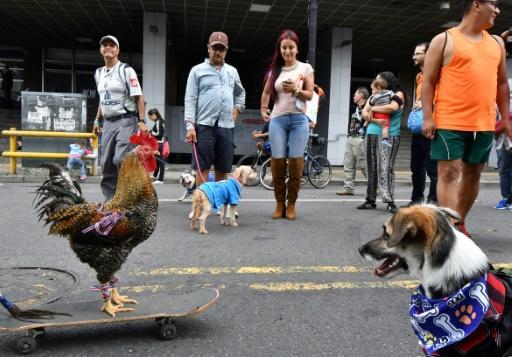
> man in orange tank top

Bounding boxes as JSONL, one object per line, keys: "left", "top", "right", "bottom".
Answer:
{"left": 422, "top": 0, "right": 512, "bottom": 238}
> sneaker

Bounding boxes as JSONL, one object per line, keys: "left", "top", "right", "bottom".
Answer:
{"left": 153, "top": 180, "right": 164, "bottom": 185}
{"left": 79, "top": 175, "right": 87, "bottom": 181}
{"left": 495, "top": 198, "right": 509, "bottom": 209}
{"left": 357, "top": 201, "right": 376, "bottom": 209}
{"left": 455, "top": 221, "right": 472, "bottom": 238}
{"left": 336, "top": 190, "right": 354, "bottom": 196}
{"left": 381, "top": 138, "right": 392, "bottom": 147}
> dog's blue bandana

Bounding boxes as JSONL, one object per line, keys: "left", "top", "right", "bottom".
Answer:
{"left": 409, "top": 274, "right": 490, "bottom": 353}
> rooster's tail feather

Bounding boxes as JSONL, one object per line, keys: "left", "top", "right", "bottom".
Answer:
{"left": 34, "top": 162, "right": 85, "bottom": 225}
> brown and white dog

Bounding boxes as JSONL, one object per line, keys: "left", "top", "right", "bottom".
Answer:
{"left": 190, "top": 166, "right": 256, "bottom": 234}
{"left": 358, "top": 204, "right": 512, "bottom": 356}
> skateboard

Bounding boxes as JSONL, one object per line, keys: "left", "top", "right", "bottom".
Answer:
{"left": 0, "top": 288, "right": 219, "bottom": 354}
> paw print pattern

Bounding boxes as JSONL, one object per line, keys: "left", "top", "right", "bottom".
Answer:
{"left": 454, "top": 304, "right": 477, "bottom": 325}
{"left": 422, "top": 332, "right": 436, "bottom": 348}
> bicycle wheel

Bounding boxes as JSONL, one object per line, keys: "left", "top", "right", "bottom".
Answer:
{"left": 307, "top": 154, "right": 332, "bottom": 189}
{"left": 259, "top": 157, "right": 274, "bottom": 190}
{"left": 236, "top": 154, "right": 258, "bottom": 169}
{"left": 236, "top": 154, "right": 260, "bottom": 186}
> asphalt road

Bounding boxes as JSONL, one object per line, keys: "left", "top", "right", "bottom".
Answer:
{"left": 0, "top": 181, "right": 510, "bottom": 356}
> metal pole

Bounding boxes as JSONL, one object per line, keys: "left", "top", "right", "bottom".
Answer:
{"left": 308, "top": 0, "right": 318, "bottom": 69}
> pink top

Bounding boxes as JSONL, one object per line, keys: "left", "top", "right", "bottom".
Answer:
{"left": 270, "top": 61, "right": 314, "bottom": 119}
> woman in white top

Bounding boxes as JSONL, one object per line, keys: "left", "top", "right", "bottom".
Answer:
{"left": 260, "top": 29, "right": 314, "bottom": 221}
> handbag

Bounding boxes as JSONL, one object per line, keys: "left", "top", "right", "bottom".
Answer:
{"left": 407, "top": 108, "right": 423, "bottom": 134}
{"left": 162, "top": 138, "right": 171, "bottom": 159}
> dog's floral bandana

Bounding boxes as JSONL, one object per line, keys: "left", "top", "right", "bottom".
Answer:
{"left": 409, "top": 274, "right": 489, "bottom": 353}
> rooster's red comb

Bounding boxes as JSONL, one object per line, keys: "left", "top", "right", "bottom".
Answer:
{"left": 130, "top": 131, "right": 158, "bottom": 150}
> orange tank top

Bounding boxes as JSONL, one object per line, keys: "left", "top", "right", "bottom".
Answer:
{"left": 415, "top": 72, "right": 423, "bottom": 101}
{"left": 433, "top": 28, "right": 500, "bottom": 131}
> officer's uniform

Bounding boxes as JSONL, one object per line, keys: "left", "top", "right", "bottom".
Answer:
{"left": 95, "top": 61, "right": 142, "bottom": 200}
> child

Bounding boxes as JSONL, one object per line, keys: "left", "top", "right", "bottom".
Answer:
{"left": 148, "top": 108, "right": 166, "bottom": 184}
{"left": 360, "top": 78, "right": 394, "bottom": 147}
{"left": 67, "top": 140, "right": 90, "bottom": 180}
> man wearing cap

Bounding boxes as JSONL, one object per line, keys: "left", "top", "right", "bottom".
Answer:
{"left": 184, "top": 31, "right": 245, "bottom": 185}
{"left": 93, "top": 35, "right": 148, "bottom": 200}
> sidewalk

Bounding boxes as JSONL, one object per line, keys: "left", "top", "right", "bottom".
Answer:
{"left": 0, "top": 159, "right": 500, "bottom": 186}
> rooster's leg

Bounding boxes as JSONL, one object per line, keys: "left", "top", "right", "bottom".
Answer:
{"left": 110, "top": 277, "right": 138, "bottom": 305}
{"left": 95, "top": 282, "right": 135, "bottom": 317}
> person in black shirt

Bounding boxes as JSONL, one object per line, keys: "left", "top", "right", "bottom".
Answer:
{"left": 148, "top": 108, "right": 166, "bottom": 184}
{"left": 337, "top": 87, "right": 368, "bottom": 195}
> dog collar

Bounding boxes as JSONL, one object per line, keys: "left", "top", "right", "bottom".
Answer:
{"left": 409, "top": 274, "right": 489, "bottom": 353}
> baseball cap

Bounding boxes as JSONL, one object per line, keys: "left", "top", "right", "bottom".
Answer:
{"left": 99, "top": 35, "right": 119, "bottom": 47}
{"left": 208, "top": 32, "right": 228, "bottom": 48}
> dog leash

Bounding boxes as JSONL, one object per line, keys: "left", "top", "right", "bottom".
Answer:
{"left": 190, "top": 141, "right": 207, "bottom": 183}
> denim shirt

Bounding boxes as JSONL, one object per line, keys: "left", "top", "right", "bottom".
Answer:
{"left": 184, "top": 59, "right": 245, "bottom": 129}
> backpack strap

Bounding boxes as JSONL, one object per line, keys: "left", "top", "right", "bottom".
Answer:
{"left": 117, "top": 62, "right": 134, "bottom": 115}
{"left": 117, "top": 62, "right": 130, "bottom": 94}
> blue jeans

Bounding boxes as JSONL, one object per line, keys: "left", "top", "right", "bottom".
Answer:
{"left": 67, "top": 157, "right": 85, "bottom": 176}
{"left": 497, "top": 146, "right": 512, "bottom": 199}
{"left": 269, "top": 113, "right": 309, "bottom": 158}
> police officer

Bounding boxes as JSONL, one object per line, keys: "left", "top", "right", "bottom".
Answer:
{"left": 93, "top": 35, "right": 148, "bottom": 200}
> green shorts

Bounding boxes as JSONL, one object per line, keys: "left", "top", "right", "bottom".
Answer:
{"left": 430, "top": 129, "right": 494, "bottom": 164}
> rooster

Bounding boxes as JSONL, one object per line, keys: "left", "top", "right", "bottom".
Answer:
{"left": 34, "top": 132, "right": 159, "bottom": 317}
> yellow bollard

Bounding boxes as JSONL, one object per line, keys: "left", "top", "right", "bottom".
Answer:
{"left": 91, "top": 135, "right": 99, "bottom": 176}
{"left": 9, "top": 127, "right": 16, "bottom": 175}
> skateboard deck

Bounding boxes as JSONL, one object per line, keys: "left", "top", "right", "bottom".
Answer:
{"left": 0, "top": 288, "right": 219, "bottom": 354}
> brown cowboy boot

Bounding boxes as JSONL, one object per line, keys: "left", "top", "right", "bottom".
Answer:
{"left": 286, "top": 157, "right": 304, "bottom": 220}
{"left": 271, "top": 158, "right": 287, "bottom": 219}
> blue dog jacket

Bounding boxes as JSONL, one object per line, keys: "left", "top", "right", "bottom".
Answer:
{"left": 198, "top": 178, "right": 241, "bottom": 212}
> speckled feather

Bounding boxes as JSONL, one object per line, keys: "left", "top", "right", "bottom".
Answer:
{"left": 34, "top": 152, "right": 158, "bottom": 283}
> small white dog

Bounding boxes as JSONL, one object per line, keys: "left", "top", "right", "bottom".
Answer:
{"left": 177, "top": 171, "right": 197, "bottom": 201}
{"left": 190, "top": 166, "right": 256, "bottom": 234}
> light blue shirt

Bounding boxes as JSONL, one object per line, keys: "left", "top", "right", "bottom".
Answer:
{"left": 184, "top": 59, "right": 245, "bottom": 129}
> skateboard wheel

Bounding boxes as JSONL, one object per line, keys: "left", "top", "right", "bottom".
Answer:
{"left": 16, "top": 336, "right": 37, "bottom": 354}
{"left": 158, "top": 323, "right": 177, "bottom": 340}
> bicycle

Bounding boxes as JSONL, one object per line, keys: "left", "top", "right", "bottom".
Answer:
{"left": 259, "top": 134, "right": 332, "bottom": 190}
{"left": 235, "top": 141, "right": 271, "bottom": 186}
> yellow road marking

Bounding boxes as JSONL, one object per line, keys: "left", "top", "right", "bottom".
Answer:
{"left": 121, "top": 280, "right": 419, "bottom": 293}
{"left": 249, "top": 280, "right": 420, "bottom": 291}
{"left": 131, "top": 263, "right": 512, "bottom": 277}
{"left": 121, "top": 283, "right": 225, "bottom": 294}
{"left": 131, "top": 265, "right": 368, "bottom": 276}
{"left": 494, "top": 263, "right": 512, "bottom": 269}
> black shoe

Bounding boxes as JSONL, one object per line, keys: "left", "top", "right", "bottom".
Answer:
{"left": 386, "top": 203, "right": 397, "bottom": 213}
{"left": 401, "top": 200, "right": 421, "bottom": 208}
{"left": 357, "top": 201, "right": 376, "bottom": 209}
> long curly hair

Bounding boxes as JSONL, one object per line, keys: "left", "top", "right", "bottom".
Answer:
{"left": 265, "top": 29, "right": 300, "bottom": 102}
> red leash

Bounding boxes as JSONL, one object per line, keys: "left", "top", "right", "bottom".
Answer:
{"left": 190, "top": 141, "right": 207, "bottom": 183}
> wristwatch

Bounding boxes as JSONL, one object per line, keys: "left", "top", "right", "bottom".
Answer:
{"left": 138, "top": 118, "right": 146, "bottom": 124}
{"left": 294, "top": 89, "right": 301, "bottom": 97}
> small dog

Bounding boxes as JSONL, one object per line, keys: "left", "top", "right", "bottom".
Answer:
{"left": 358, "top": 204, "right": 512, "bottom": 356}
{"left": 177, "top": 171, "right": 215, "bottom": 201}
{"left": 190, "top": 166, "right": 256, "bottom": 234}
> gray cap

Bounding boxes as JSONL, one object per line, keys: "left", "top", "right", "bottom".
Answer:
{"left": 99, "top": 35, "right": 119, "bottom": 47}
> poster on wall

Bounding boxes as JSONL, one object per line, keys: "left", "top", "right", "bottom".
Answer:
{"left": 21, "top": 91, "right": 87, "bottom": 132}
